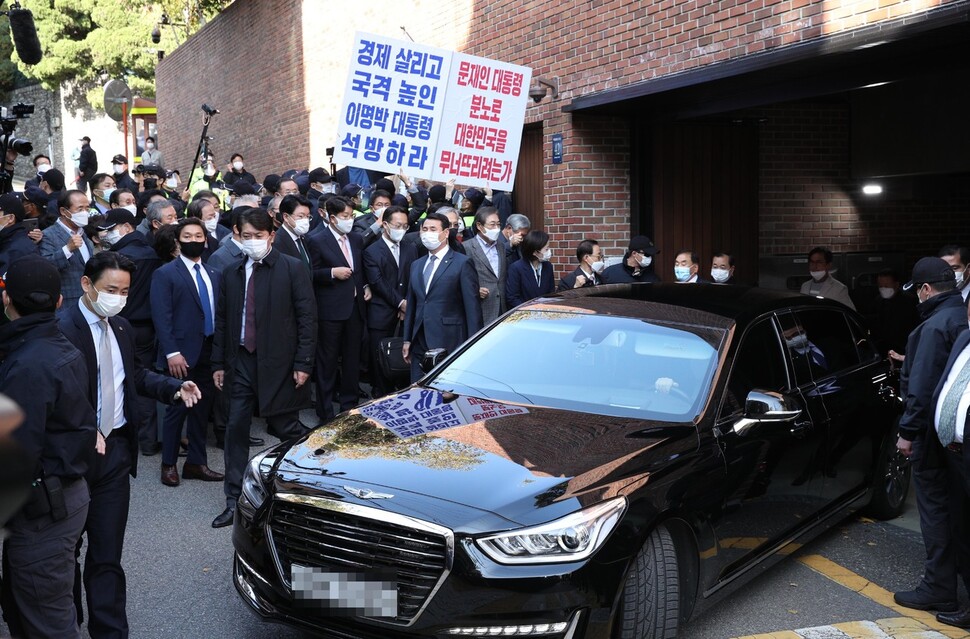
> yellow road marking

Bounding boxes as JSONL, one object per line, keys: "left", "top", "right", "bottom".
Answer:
{"left": 796, "top": 555, "right": 968, "bottom": 639}
{"left": 732, "top": 617, "right": 955, "bottom": 638}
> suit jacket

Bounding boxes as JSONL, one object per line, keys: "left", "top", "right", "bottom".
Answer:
{"left": 272, "top": 227, "right": 312, "bottom": 271}
{"left": 352, "top": 213, "right": 382, "bottom": 249}
{"left": 39, "top": 220, "right": 95, "bottom": 305}
{"left": 464, "top": 235, "right": 507, "bottom": 325}
{"left": 201, "top": 225, "right": 231, "bottom": 263}
{"left": 403, "top": 249, "right": 482, "bottom": 353}
{"left": 58, "top": 303, "right": 181, "bottom": 478}
{"left": 930, "top": 330, "right": 970, "bottom": 468}
{"left": 305, "top": 225, "right": 367, "bottom": 322}
{"left": 151, "top": 258, "right": 221, "bottom": 369}
{"left": 364, "top": 237, "right": 417, "bottom": 330}
{"left": 559, "top": 265, "right": 601, "bottom": 292}
{"left": 207, "top": 237, "right": 245, "bottom": 274}
{"left": 506, "top": 259, "right": 555, "bottom": 308}
{"left": 211, "top": 249, "right": 317, "bottom": 417}
{"left": 112, "top": 231, "right": 162, "bottom": 324}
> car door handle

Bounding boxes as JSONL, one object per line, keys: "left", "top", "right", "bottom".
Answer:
{"left": 878, "top": 384, "right": 902, "bottom": 406}
{"left": 790, "top": 419, "right": 813, "bottom": 438}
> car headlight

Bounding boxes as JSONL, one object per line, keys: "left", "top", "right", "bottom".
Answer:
{"left": 239, "top": 449, "right": 278, "bottom": 511}
{"left": 476, "top": 497, "right": 626, "bottom": 565}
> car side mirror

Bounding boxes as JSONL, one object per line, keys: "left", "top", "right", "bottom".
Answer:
{"left": 732, "top": 391, "right": 803, "bottom": 436}
{"left": 420, "top": 348, "right": 448, "bottom": 373}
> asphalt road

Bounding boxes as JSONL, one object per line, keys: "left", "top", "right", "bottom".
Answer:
{"left": 0, "top": 410, "right": 962, "bottom": 639}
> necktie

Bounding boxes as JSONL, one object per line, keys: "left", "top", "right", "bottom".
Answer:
{"left": 98, "top": 319, "right": 115, "bottom": 437}
{"left": 938, "top": 355, "right": 970, "bottom": 445}
{"left": 296, "top": 237, "right": 310, "bottom": 269}
{"left": 391, "top": 243, "right": 399, "bottom": 267}
{"left": 194, "top": 264, "right": 214, "bottom": 336}
{"left": 424, "top": 254, "right": 437, "bottom": 293}
{"left": 244, "top": 263, "right": 259, "bottom": 353}
{"left": 339, "top": 235, "right": 352, "bottom": 269}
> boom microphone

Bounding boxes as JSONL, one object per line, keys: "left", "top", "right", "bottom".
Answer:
{"left": 7, "top": 6, "right": 43, "bottom": 66}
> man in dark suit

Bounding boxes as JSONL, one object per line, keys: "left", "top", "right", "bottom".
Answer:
{"left": 306, "top": 196, "right": 370, "bottom": 424}
{"left": 352, "top": 189, "right": 392, "bottom": 249}
{"left": 101, "top": 208, "right": 165, "bottom": 456}
{"left": 403, "top": 212, "right": 482, "bottom": 383}
{"left": 464, "top": 206, "right": 507, "bottom": 325}
{"left": 57, "top": 251, "right": 199, "bottom": 638}
{"left": 364, "top": 205, "right": 417, "bottom": 397}
{"left": 185, "top": 198, "right": 229, "bottom": 263}
{"left": 151, "top": 218, "right": 225, "bottom": 486}
{"left": 39, "top": 190, "right": 96, "bottom": 310}
{"left": 272, "top": 194, "right": 313, "bottom": 272}
{"left": 559, "top": 239, "right": 605, "bottom": 292}
{"left": 206, "top": 208, "right": 247, "bottom": 273}
{"left": 211, "top": 207, "right": 317, "bottom": 528}
{"left": 928, "top": 314, "right": 970, "bottom": 629}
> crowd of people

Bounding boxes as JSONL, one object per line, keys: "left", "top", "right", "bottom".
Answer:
{"left": 3, "top": 141, "right": 970, "bottom": 637}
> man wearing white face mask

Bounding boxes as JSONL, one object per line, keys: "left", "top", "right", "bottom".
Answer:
{"left": 939, "top": 245, "right": 970, "bottom": 302}
{"left": 100, "top": 209, "right": 166, "bottom": 456}
{"left": 222, "top": 152, "right": 256, "bottom": 189}
{"left": 864, "top": 268, "right": 920, "bottom": 358}
{"left": 352, "top": 188, "right": 392, "bottom": 249}
{"left": 110, "top": 154, "right": 138, "bottom": 193}
{"left": 141, "top": 136, "right": 163, "bottom": 170}
{"left": 58, "top": 251, "right": 199, "bottom": 636}
{"left": 603, "top": 235, "right": 660, "bottom": 284}
{"left": 559, "top": 239, "right": 604, "bottom": 291}
{"left": 39, "top": 189, "right": 96, "bottom": 310}
{"left": 673, "top": 250, "right": 709, "bottom": 284}
{"left": 305, "top": 196, "right": 371, "bottom": 426}
{"left": 711, "top": 252, "right": 741, "bottom": 285}
{"left": 800, "top": 246, "right": 855, "bottom": 310}
{"left": 272, "top": 194, "right": 313, "bottom": 272}
{"left": 466, "top": 207, "right": 507, "bottom": 325}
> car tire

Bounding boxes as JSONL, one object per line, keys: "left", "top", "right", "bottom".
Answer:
{"left": 864, "top": 419, "right": 911, "bottom": 520}
{"left": 617, "top": 525, "right": 680, "bottom": 639}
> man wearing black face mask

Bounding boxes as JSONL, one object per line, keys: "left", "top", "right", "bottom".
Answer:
{"left": 150, "top": 219, "right": 224, "bottom": 485}
{"left": 893, "top": 256, "right": 969, "bottom": 614}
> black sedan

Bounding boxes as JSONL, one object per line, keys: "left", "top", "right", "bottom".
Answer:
{"left": 232, "top": 284, "right": 908, "bottom": 639}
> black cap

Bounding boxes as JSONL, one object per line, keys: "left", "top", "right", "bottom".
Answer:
{"left": 111, "top": 154, "right": 128, "bottom": 165}
{"left": 80, "top": 136, "right": 91, "bottom": 143}
{"left": 2, "top": 255, "right": 61, "bottom": 314}
{"left": 281, "top": 169, "right": 298, "bottom": 180}
{"left": 262, "top": 174, "right": 280, "bottom": 193}
{"left": 41, "top": 168, "right": 65, "bottom": 192}
{"left": 165, "top": 169, "right": 180, "bottom": 178}
{"left": 231, "top": 181, "right": 256, "bottom": 197}
{"left": 463, "top": 188, "right": 484, "bottom": 208}
{"left": 341, "top": 183, "right": 362, "bottom": 198}
{"left": 628, "top": 235, "right": 659, "bottom": 256}
{"left": 903, "top": 257, "right": 956, "bottom": 291}
{"left": 0, "top": 193, "right": 25, "bottom": 221}
{"left": 308, "top": 167, "right": 331, "bottom": 184}
{"left": 98, "top": 209, "right": 136, "bottom": 231}
{"left": 22, "top": 186, "right": 49, "bottom": 208}
{"left": 428, "top": 184, "right": 447, "bottom": 203}
{"left": 375, "top": 178, "right": 396, "bottom": 194}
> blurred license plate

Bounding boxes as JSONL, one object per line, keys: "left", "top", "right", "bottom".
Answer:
{"left": 291, "top": 565, "right": 398, "bottom": 617}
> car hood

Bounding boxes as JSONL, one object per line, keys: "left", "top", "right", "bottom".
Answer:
{"left": 275, "top": 388, "right": 697, "bottom": 530}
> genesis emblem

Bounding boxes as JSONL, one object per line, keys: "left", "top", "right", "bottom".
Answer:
{"left": 344, "top": 486, "right": 394, "bottom": 500}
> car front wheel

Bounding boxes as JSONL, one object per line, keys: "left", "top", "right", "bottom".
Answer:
{"left": 616, "top": 525, "right": 680, "bottom": 639}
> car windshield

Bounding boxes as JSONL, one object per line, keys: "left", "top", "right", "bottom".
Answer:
{"left": 429, "top": 308, "right": 726, "bottom": 421}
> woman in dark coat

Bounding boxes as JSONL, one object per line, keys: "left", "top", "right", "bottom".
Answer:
{"left": 506, "top": 230, "right": 555, "bottom": 308}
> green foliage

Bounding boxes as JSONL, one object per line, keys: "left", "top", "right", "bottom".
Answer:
{"left": 5, "top": 0, "right": 232, "bottom": 109}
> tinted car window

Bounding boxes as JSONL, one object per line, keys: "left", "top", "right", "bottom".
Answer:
{"left": 429, "top": 309, "right": 725, "bottom": 421}
{"left": 722, "top": 318, "right": 788, "bottom": 415}
{"left": 847, "top": 314, "right": 881, "bottom": 363}
{"left": 782, "top": 309, "right": 861, "bottom": 384}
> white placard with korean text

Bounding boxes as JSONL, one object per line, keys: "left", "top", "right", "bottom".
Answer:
{"left": 333, "top": 33, "right": 531, "bottom": 191}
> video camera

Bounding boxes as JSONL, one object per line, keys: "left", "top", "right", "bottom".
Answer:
{"left": 0, "top": 102, "right": 34, "bottom": 194}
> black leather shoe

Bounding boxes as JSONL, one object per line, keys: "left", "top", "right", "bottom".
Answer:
{"left": 249, "top": 436, "right": 264, "bottom": 446}
{"left": 161, "top": 464, "right": 180, "bottom": 487}
{"left": 212, "top": 508, "right": 235, "bottom": 528}
{"left": 182, "top": 463, "right": 224, "bottom": 482}
{"left": 937, "top": 609, "right": 970, "bottom": 629}
{"left": 893, "top": 589, "right": 959, "bottom": 612}
{"left": 140, "top": 442, "right": 162, "bottom": 456}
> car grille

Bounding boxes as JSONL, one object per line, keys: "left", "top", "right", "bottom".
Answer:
{"left": 269, "top": 497, "right": 451, "bottom": 625}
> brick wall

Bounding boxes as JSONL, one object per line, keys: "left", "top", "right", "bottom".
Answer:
{"left": 757, "top": 100, "right": 970, "bottom": 265}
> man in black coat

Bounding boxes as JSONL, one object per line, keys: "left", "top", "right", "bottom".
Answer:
{"left": 78, "top": 136, "right": 98, "bottom": 195}
{"left": 364, "top": 206, "right": 416, "bottom": 397}
{"left": 272, "top": 194, "right": 313, "bottom": 272}
{"left": 211, "top": 207, "right": 317, "bottom": 528}
{"left": 57, "top": 251, "right": 198, "bottom": 638}
{"left": 0, "top": 256, "right": 95, "bottom": 639}
{"left": 603, "top": 235, "right": 661, "bottom": 284}
{"left": 894, "top": 257, "right": 969, "bottom": 613}
{"left": 305, "top": 196, "right": 369, "bottom": 425}
{"left": 101, "top": 209, "right": 165, "bottom": 455}
{"left": 0, "top": 193, "right": 39, "bottom": 284}
{"left": 559, "top": 239, "right": 605, "bottom": 291}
